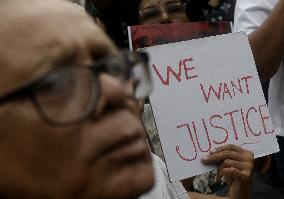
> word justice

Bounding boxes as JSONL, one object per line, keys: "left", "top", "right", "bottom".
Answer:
{"left": 175, "top": 104, "right": 274, "bottom": 162}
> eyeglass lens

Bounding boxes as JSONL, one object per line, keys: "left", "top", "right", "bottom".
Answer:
{"left": 31, "top": 52, "right": 151, "bottom": 125}
{"left": 33, "top": 67, "right": 97, "bottom": 124}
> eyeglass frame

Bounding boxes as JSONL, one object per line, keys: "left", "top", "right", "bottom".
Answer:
{"left": 0, "top": 51, "right": 152, "bottom": 127}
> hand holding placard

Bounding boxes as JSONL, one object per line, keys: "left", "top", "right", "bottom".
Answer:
{"left": 202, "top": 144, "right": 254, "bottom": 199}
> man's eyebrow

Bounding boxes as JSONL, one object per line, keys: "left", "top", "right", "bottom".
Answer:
{"left": 90, "top": 47, "right": 112, "bottom": 61}
{"left": 0, "top": 55, "right": 53, "bottom": 99}
{"left": 26, "top": 48, "right": 76, "bottom": 87}
{"left": 49, "top": 48, "right": 77, "bottom": 66}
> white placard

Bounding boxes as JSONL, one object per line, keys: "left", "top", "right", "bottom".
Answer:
{"left": 144, "top": 33, "right": 279, "bottom": 181}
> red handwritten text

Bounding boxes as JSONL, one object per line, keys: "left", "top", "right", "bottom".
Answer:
{"left": 152, "top": 57, "right": 198, "bottom": 86}
{"left": 200, "top": 75, "right": 253, "bottom": 103}
{"left": 175, "top": 104, "right": 274, "bottom": 162}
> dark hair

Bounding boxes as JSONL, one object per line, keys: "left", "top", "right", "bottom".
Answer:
{"left": 185, "top": 0, "right": 207, "bottom": 21}
{"left": 85, "top": 0, "right": 140, "bottom": 48}
{"left": 85, "top": 0, "right": 206, "bottom": 47}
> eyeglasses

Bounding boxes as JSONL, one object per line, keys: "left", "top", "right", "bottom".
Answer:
{"left": 139, "top": 1, "right": 186, "bottom": 23}
{"left": 0, "top": 51, "right": 152, "bottom": 126}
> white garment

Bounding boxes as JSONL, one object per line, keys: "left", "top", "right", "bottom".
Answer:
{"left": 139, "top": 154, "right": 189, "bottom": 199}
{"left": 234, "top": 0, "right": 284, "bottom": 136}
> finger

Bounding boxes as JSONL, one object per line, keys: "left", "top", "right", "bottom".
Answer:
{"left": 202, "top": 151, "right": 247, "bottom": 164}
{"left": 218, "top": 161, "right": 253, "bottom": 184}
{"left": 223, "top": 176, "right": 233, "bottom": 186}
{"left": 221, "top": 167, "right": 252, "bottom": 182}
{"left": 219, "top": 159, "right": 248, "bottom": 171}
{"left": 216, "top": 167, "right": 222, "bottom": 181}
{"left": 217, "top": 159, "right": 247, "bottom": 182}
{"left": 216, "top": 169, "right": 233, "bottom": 186}
{"left": 212, "top": 145, "right": 254, "bottom": 162}
{"left": 211, "top": 144, "right": 248, "bottom": 155}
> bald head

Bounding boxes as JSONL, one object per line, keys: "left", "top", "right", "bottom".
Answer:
{"left": 0, "top": 0, "right": 116, "bottom": 96}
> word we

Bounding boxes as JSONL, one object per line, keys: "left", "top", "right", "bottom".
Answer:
{"left": 152, "top": 57, "right": 198, "bottom": 86}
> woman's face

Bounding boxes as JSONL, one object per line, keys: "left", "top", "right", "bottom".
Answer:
{"left": 139, "top": 0, "right": 189, "bottom": 24}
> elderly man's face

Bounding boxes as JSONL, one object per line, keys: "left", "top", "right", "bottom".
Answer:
{"left": 0, "top": 0, "right": 154, "bottom": 198}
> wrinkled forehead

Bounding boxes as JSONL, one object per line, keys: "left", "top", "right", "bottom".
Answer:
{"left": 0, "top": 0, "right": 116, "bottom": 96}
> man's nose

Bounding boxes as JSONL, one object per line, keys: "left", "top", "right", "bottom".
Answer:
{"left": 91, "top": 74, "right": 134, "bottom": 117}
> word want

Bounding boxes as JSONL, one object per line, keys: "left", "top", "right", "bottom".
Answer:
{"left": 175, "top": 104, "right": 274, "bottom": 162}
{"left": 152, "top": 57, "right": 198, "bottom": 86}
{"left": 200, "top": 75, "right": 253, "bottom": 103}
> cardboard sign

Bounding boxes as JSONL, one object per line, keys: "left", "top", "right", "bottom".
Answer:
{"left": 143, "top": 33, "right": 279, "bottom": 181}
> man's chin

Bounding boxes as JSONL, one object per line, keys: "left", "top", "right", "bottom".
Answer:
{"left": 107, "top": 161, "right": 154, "bottom": 199}
{"left": 85, "top": 160, "right": 155, "bottom": 199}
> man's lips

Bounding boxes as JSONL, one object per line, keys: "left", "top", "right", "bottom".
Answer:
{"left": 88, "top": 133, "right": 150, "bottom": 166}
{"left": 106, "top": 135, "right": 150, "bottom": 163}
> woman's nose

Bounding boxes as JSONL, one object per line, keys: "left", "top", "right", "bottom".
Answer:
{"left": 160, "top": 9, "right": 172, "bottom": 24}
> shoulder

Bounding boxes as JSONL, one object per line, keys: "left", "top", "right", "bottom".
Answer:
{"left": 234, "top": 0, "right": 278, "bottom": 33}
{"left": 139, "top": 154, "right": 190, "bottom": 199}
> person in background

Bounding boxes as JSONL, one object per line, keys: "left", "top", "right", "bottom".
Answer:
{"left": 85, "top": 0, "right": 204, "bottom": 47}
{"left": 138, "top": 0, "right": 274, "bottom": 196}
{"left": 138, "top": 0, "right": 239, "bottom": 195}
{"left": 234, "top": 0, "right": 284, "bottom": 198}
{"left": 138, "top": 0, "right": 214, "bottom": 194}
{"left": 139, "top": 0, "right": 239, "bottom": 25}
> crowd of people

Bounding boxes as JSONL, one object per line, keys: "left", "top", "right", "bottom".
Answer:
{"left": 0, "top": 0, "right": 283, "bottom": 198}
